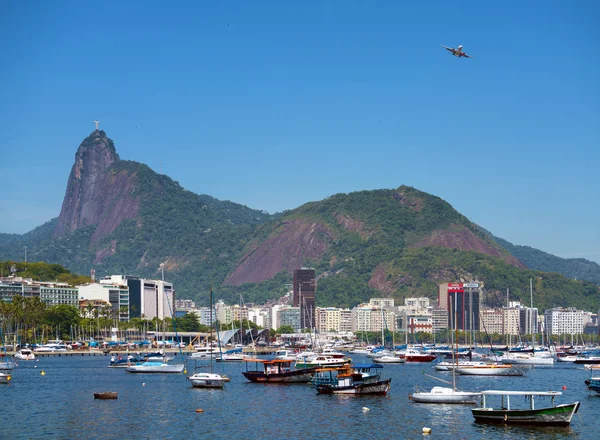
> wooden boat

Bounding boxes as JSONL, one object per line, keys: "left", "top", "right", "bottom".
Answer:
{"left": 94, "top": 392, "right": 118, "bottom": 399}
{"left": 242, "top": 359, "right": 317, "bottom": 383}
{"left": 471, "top": 390, "right": 579, "bottom": 426}
{"left": 313, "top": 364, "right": 391, "bottom": 395}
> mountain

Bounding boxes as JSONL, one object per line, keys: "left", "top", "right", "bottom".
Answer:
{"left": 1, "top": 130, "right": 598, "bottom": 311}
{"left": 493, "top": 236, "right": 600, "bottom": 284}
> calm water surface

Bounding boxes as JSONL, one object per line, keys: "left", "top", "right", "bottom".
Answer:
{"left": 2, "top": 354, "right": 599, "bottom": 439}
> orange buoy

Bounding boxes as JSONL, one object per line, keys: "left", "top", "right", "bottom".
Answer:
{"left": 196, "top": 409, "right": 204, "bottom": 413}
{"left": 562, "top": 385, "right": 567, "bottom": 390}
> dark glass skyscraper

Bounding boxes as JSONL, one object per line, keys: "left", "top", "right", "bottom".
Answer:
{"left": 293, "top": 268, "right": 316, "bottom": 330}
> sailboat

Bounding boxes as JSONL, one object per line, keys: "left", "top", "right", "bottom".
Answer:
{"left": 409, "top": 298, "right": 480, "bottom": 404}
{"left": 126, "top": 276, "right": 186, "bottom": 374}
{"left": 500, "top": 279, "right": 554, "bottom": 366}
{"left": 188, "top": 286, "right": 228, "bottom": 388}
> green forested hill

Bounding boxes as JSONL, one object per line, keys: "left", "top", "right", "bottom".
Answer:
{"left": 493, "top": 236, "right": 600, "bottom": 284}
{"left": 0, "top": 132, "right": 598, "bottom": 311}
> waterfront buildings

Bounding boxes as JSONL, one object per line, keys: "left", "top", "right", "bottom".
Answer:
{"left": 78, "top": 279, "right": 130, "bottom": 322}
{"left": 0, "top": 277, "right": 78, "bottom": 306}
{"left": 544, "top": 307, "right": 591, "bottom": 335}
{"left": 315, "top": 307, "right": 352, "bottom": 333}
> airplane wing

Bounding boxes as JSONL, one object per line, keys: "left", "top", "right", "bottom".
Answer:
{"left": 462, "top": 53, "right": 475, "bottom": 59}
{"left": 440, "top": 45, "right": 454, "bottom": 52}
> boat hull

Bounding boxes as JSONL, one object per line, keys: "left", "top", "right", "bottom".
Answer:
{"left": 410, "top": 387, "right": 479, "bottom": 404}
{"left": 94, "top": 392, "right": 118, "bottom": 399}
{"left": 501, "top": 357, "right": 554, "bottom": 366}
{"left": 242, "top": 368, "right": 316, "bottom": 383}
{"left": 188, "top": 373, "right": 226, "bottom": 388}
{"left": 456, "top": 366, "right": 525, "bottom": 376}
{"left": 126, "top": 364, "right": 184, "bottom": 373}
{"left": 316, "top": 379, "right": 391, "bottom": 395}
{"left": 472, "top": 402, "right": 580, "bottom": 426}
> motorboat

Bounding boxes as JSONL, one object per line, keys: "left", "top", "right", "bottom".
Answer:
{"left": 313, "top": 364, "right": 391, "bottom": 395}
{"left": 410, "top": 386, "right": 480, "bottom": 404}
{"left": 0, "top": 360, "right": 16, "bottom": 374}
{"left": 404, "top": 349, "right": 437, "bottom": 363}
{"left": 188, "top": 372, "right": 227, "bottom": 388}
{"left": 373, "top": 354, "right": 405, "bottom": 364}
{"left": 14, "top": 349, "right": 36, "bottom": 360}
{"left": 33, "top": 340, "right": 68, "bottom": 353}
{"left": 295, "top": 355, "right": 351, "bottom": 369}
{"left": 0, "top": 372, "right": 11, "bottom": 384}
{"left": 125, "top": 361, "right": 184, "bottom": 373}
{"left": 190, "top": 346, "right": 220, "bottom": 359}
{"left": 471, "top": 390, "right": 579, "bottom": 426}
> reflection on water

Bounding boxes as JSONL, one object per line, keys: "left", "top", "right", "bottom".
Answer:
{"left": 2, "top": 355, "right": 599, "bottom": 439}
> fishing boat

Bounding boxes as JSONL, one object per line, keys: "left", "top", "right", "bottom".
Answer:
{"left": 313, "top": 364, "right": 391, "bottom": 395}
{"left": 471, "top": 390, "right": 580, "bottom": 426}
{"left": 126, "top": 361, "right": 185, "bottom": 373}
{"left": 242, "top": 358, "right": 317, "bottom": 383}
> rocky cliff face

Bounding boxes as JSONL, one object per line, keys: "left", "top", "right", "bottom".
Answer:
{"left": 53, "top": 130, "right": 140, "bottom": 242}
{"left": 224, "top": 220, "right": 334, "bottom": 285}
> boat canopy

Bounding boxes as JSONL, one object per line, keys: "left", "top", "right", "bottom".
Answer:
{"left": 480, "top": 390, "right": 562, "bottom": 396}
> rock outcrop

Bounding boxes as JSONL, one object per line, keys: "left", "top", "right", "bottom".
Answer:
{"left": 53, "top": 130, "right": 140, "bottom": 242}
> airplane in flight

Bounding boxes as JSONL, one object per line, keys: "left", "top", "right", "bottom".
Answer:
{"left": 441, "top": 44, "right": 475, "bottom": 59}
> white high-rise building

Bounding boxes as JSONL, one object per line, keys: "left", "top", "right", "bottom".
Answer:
{"left": 545, "top": 308, "right": 590, "bottom": 335}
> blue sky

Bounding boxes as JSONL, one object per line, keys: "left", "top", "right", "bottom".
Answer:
{"left": 1, "top": 1, "right": 599, "bottom": 263}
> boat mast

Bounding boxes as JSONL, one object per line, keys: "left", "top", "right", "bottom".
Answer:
{"left": 450, "top": 296, "right": 456, "bottom": 392}
{"left": 530, "top": 278, "right": 535, "bottom": 355}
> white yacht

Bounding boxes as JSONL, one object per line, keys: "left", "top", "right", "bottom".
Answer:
{"left": 14, "top": 349, "right": 36, "bottom": 360}
{"left": 34, "top": 340, "right": 68, "bottom": 353}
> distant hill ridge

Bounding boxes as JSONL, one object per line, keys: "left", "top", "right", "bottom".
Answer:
{"left": 0, "top": 130, "right": 598, "bottom": 311}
